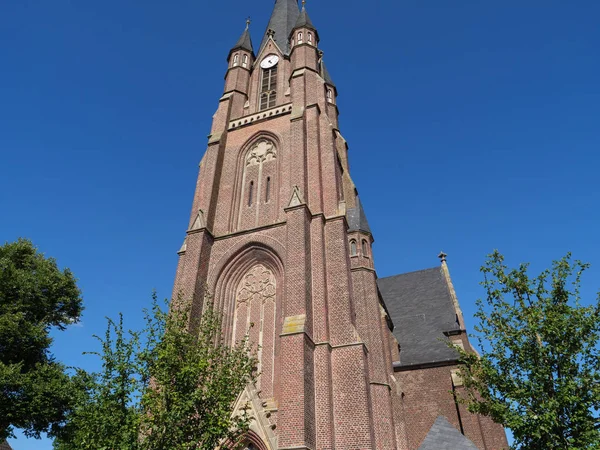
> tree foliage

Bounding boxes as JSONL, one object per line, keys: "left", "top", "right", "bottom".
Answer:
{"left": 457, "top": 251, "right": 600, "bottom": 449}
{"left": 54, "top": 294, "right": 257, "bottom": 450}
{"left": 0, "top": 238, "right": 83, "bottom": 441}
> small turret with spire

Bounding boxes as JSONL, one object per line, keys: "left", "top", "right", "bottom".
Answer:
{"left": 228, "top": 18, "right": 255, "bottom": 69}
{"left": 218, "top": 19, "right": 256, "bottom": 124}
{"left": 289, "top": 0, "right": 319, "bottom": 72}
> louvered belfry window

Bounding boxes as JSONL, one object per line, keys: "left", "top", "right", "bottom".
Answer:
{"left": 259, "top": 64, "right": 278, "bottom": 111}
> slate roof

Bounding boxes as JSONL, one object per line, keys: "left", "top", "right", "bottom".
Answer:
{"left": 347, "top": 198, "right": 371, "bottom": 234}
{"left": 377, "top": 267, "right": 460, "bottom": 367}
{"left": 231, "top": 27, "right": 254, "bottom": 55}
{"left": 293, "top": 6, "right": 315, "bottom": 31}
{"left": 418, "top": 416, "right": 479, "bottom": 450}
{"left": 0, "top": 441, "right": 13, "bottom": 450}
{"left": 321, "top": 61, "right": 335, "bottom": 87}
{"left": 259, "top": 0, "right": 300, "bottom": 55}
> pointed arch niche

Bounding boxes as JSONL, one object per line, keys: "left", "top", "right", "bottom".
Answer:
{"left": 234, "top": 136, "right": 280, "bottom": 231}
{"left": 213, "top": 245, "right": 284, "bottom": 405}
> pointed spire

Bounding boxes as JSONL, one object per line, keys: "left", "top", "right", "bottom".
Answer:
{"left": 320, "top": 60, "right": 336, "bottom": 87}
{"left": 230, "top": 18, "right": 254, "bottom": 55}
{"left": 259, "top": 0, "right": 300, "bottom": 55}
{"left": 294, "top": 0, "right": 315, "bottom": 31}
{"left": 347, "top": 197, "right": 372, "bottom": 234}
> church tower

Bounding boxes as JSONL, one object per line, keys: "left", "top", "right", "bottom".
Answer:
{"left": 172, "top": 2, "right": 508, "bottom": 449}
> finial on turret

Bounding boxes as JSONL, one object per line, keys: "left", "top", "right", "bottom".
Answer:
{"left": 438, "top": 251, "right": 448, "bottom": 263}
{"left": 246, "top": 17, "right": 251, "bottom": 30}
{"left": 302, "top": 0, "right": 306, "bottom": 8}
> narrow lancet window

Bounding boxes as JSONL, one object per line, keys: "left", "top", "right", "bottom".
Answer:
{"left": 242, "top": 54, "right": 248, "bottom": 68}
{"left": 265, "top": 177, "right": 271, "bottom": 203}
{"left": 362, "top": 240, "right": 369, "bottom": 256}
{"left": 327, "top": 89, "right": 333, "bottom": 103}
{"left": 350, "top": 240, "right": 357, "bottom": 256}
{"left": 248, "top": 181, "right": 254, "bottom": 206}
{"left": 308, "top": 32, "right": 313, "bottom": 44}
{"left": 233, "top": 54, "right": 239, "bottom": 67}
{"left": 297, "top": 32, "right": 303, "bottom": 43}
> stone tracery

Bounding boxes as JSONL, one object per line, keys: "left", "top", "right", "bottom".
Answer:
{"left": 232, "top": 263, "right": 278, "bottom": 401}
{"left": 246, "top": 139, "right": 277, "bottom": 166}
{"left": 237, "top": 264, "right": 277, "bottom": 305}
{"left": 237, "top": 138, "right": 279, "bottom": 230}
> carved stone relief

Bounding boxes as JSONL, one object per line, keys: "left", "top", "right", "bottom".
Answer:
{"left": 236, "top": 264, "right": 276, "bottom": 305}
{"left": 246, "top": 139, "right": 277, "bottom": 167}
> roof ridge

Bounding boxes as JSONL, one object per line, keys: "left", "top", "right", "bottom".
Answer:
{"left": 378, "top": 266, "right": 441, "bottom": 281}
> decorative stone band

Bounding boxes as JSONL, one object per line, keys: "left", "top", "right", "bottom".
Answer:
{"left": 229, "top": 103, "right": 293, "bottom": 130}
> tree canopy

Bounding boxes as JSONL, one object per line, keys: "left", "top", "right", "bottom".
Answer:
{"left": 54, "top": 295, "right": 257, "bottom": 450}
{"left": 456, "top": 251, "right": 600, "bottom": 449}
{"left": 0, "top": 239, "right": 83, "bottom": 441}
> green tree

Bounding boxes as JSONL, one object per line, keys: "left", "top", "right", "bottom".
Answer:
{"left": 456, "top": 251, "right": 600, "bottom": 449}
{"left": 0, "top": 239, "right": 83, "bottom": 441}
{"left": 53, "top": 315, "right": 141, "bottom": 450}
{"left": 55, "top": 295, "right": 257, "bottom": 450}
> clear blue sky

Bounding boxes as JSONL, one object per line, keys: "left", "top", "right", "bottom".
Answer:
{"left": 2, "top": 1, "right": 599, "bottom": 448}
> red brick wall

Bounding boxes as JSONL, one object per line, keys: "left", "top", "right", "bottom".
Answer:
{"left": 170, "top": 15, "right": 508, "bottom": 449}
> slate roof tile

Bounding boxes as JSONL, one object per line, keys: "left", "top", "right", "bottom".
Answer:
{"left": 259, "top": 0, "right": 300, "bottom": 55}
{"left": 377, "top": 267, "right": 460, "bottom": 367}
{"left": 418, "top": 416, "right": 479, "bottom": 450}
{"left": 347, "top": 197, "right": 371, "bottom": 234}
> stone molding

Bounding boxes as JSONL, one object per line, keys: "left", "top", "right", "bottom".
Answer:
{"left": 229, "top": 103, "right": 293, "bottom": 130}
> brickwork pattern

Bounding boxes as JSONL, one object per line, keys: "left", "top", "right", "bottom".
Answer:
{"left": 170, "top": 5, "right": 508, "bottom": 448}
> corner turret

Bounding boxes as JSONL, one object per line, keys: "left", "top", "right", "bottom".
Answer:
{"left": 289, "top": 2, "right": 319, "bottom": 72}
{"left": 221, "top": 20, "right": 255, "bottom": 122}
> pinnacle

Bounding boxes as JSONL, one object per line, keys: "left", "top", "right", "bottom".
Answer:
{"left": 231, "top": 21, "right": 254, "bottom": 55}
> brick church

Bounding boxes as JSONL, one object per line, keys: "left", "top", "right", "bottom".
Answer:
{"left": 171, "top": 1, "right": 509, "bottom": 448}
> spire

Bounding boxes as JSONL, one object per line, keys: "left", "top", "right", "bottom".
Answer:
{"left": 230, "top": 19, "right": 254, "bottom": 55}
{"left": 320, "top": 60, "right": 335, "bottom": 87}
{"left": 259, "top": 0, "right": 300, "bottom": 55}
{"left": 294, "top": 1, "right": 315, "bottom": 31}
{"left": 347, "top": 197, "right": 372, "bottom": 234}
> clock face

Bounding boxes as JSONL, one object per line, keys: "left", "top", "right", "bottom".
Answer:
{"left": 260, "top": 54, "right": 279, "bottom": 69}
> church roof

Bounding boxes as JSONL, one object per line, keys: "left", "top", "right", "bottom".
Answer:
{"left": 347, "top": 198, "right": 371, "bottom": 234}
{"left": 418, "top": 416, "right": 479, "bottom": 450}
{"left": 231, "top": 27, "right": 254, "bottom": 55}
{"left": 377, "top": 267, "right": 460, "bottom": 368}
{"left": 259, "top": 0, "right": 300, "bottom": 55}
{"left": 321, "top": 61, "right": 335, "bottom": 87}
{"left": 0, "top": 441, "right": 13, "bottom": 450}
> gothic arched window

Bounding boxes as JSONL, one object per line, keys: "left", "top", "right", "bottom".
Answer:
{"left": 242, "top": 54, "right": 248, "bottom": 68}
{"left": 237, "top": 139, "right": 278, "bottom": 230}
{"left": 259, "top": 63, "right": 278, "bottom": 111}
{"left": 350, "top": 240, "right": 357, "bottom": 256}
{"left": 327, "top": 88, "right": 333, "bottom": 103}
{"left": 362, "top": 239, "right": 369, "bottom": 257}
{"left": 233, "top": 54, "right": 239, "bottom": 67}
{"left": 233, "top": 264, "right": 277, "bottom": 397}
{"left": 297, "top": 32, "right": 303, "bottom": 43}
{"left": 308, "top": 32, "right": 313, "bottom": 44}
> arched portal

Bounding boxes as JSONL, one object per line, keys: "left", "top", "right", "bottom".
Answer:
{"left": 240, "top": 430, "right": 270, "bottom": 450}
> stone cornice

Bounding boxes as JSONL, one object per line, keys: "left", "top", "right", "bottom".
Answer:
{"left": 229, "top": 103, "right": 293, "bottom": 131}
